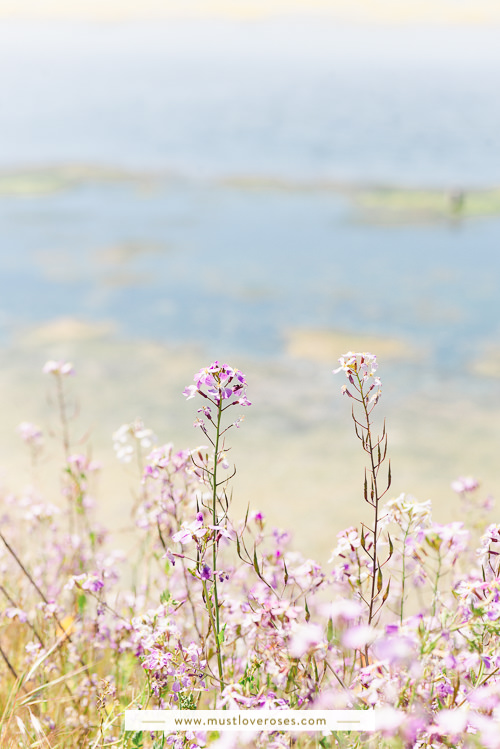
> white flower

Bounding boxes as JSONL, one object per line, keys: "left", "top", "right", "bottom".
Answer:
{"left": 42, "top": 360, "right": 75, "bottom": 376}
{"left": 112, "top": 419, "right": 156, "bottom": 463}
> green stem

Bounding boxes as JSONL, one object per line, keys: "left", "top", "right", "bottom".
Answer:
{"left": 202, "top": 578, "right": 223, "bottom": 692}
{"left": 210, "top": 397, "right": 225, "bottom": 693}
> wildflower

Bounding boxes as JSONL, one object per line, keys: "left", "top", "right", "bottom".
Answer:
{"left": 162, "top": 548, "right": 178, "bottom": 566}
{"left": 209, "top": 523, "right": 235, "bottom": 542}
{"left": 341, "top": 625, "right": 376, "bottom": 650}
{"left": 373, "top": 635, "right": 416, "bottom": 665}
{"left": 333, "top": 351, "right": 378, "bottom": 379}
{"left": 425, "top": 521, "right": 469, "bottom": 559}
{"left": 113, "top": 419, "right": 156, "bottom": 464}
{"left": 451, "top": 476, "right": 479, "bottom": 494}
{"left": 322, "top": 597, "right": 364, "bottom": 624}
{"left": 42, "top": 360, "right": 75, "bottom": 376}
{"left": 17, "top": 421, "right": 43, "bottom": 447}
{"left": 433, "top": 710, "right": 468, "bottom": 736}
{"left": 374, "top": 708, "right": 406, "bottom": 735}
{"left": 200, "top": 564, "right": 212, "bottom": 580}
{"left": 333, "top": 351, "right": 381, "bottom": 402}
{"left": 183, "top": 362, "right": 251, "bottom": 409}
{"left": 4, "top": 607, "right": 28, "bottom": 622}
{"left": 67, "top": 573, "right": 104, "bottom": 593}
{"left": 288, "top": 622, "right": 324, "bottom": 658}
{"left": 172, "top": 515, "right": 209, "bottom": 545}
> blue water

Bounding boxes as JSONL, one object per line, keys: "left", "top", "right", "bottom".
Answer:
{"left": 1, "top": 180, "right": 499, "bottom": 374}
{"left": 0, "top": 18, "right": 500, "bottom": 389}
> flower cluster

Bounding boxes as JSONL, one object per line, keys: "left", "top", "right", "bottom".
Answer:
{"left": 333, "top": 350, "right": 382, "bottom": 403}
{"left": 112, "top": 418, "right": 156, "bottom": 463}
{"left": 183, "top": 361, "right": 251, "bottom": 409}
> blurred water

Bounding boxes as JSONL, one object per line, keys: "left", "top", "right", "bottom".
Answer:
{"left": 1, "top": 180, "right": 499, "bottom": 381}
{"left": 0, "top": 18, "right": 499, "bottom": 390}
{"left": 1, "top": 19, "right": 500, "bottom": 184}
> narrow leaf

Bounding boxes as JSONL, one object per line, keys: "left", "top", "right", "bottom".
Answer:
{"left": 377, "top": 566, "right": 383, "bottom": 593}
{"left": 253, "top": 547, "right": 260, "bottom": 576}
{"left": 327, "top": 617, "right": 334, "bottom": 643}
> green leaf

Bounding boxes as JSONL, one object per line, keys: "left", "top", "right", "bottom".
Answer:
{"left": 377, "top": 566, "right": 383, "bottom": 593}
{"left": 217, "top": 624, "right": 226, "bottom": 646}
{"left": 77, "top": 593, "right": 87, "bottom": 616}
{"left": 327, "top": 617, "right": 334, "bottom": 643}
{"left": 160, "top": 590, "right": 171, "bottom": 605}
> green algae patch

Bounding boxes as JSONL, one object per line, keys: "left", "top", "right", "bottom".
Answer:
{"left": 0, "top": 172, "right": 69, "bottom": 196}
{"left": 354, "top": 187, "right": 500, "bottom": 224}
{"left": 0, "top": 165, "right": 162, "bottom": 196}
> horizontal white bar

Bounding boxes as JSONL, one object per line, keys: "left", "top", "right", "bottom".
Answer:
{"left": 124, "top": 709, "right": 377, "bottom": 733}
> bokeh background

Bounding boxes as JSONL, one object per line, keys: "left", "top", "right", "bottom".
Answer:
{"left": 1, "top": 0, "right": 500, "bottom": 563}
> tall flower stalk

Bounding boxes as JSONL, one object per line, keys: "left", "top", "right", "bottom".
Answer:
{"left": 183, "top": 362, "right": 251, "bottom": 693}
{"left": 334, "top": 353, "right": 392, "bottom": 654}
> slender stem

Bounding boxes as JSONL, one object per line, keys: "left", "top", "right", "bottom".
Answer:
{"left": 357, "top": 374, "right": 380, "bottom": 628}
{"left": 201, "top": 578, "right": 220, "bottom": 673}
{"left": 0, "top": 531, "right": 48, "bottom": 604}
{"left": 400, "top": 523, "right": 410, "bottom": 624}
{"left": 430, "top": 552, "right": 442, "bottom": 620}
{"left": 210, "top": 397, "right": 225, "bottom": 692}
{"left": 0, "top": 643, "right": 19, "bottom": 681}
{"left": 55, "top": 373, "right": 75, "bottom": 536}
{"left": 56, "top": 373, "right": 70, "bottom": 458}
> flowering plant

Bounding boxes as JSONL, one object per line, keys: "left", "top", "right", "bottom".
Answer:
{"left": 0, "top": 356, "right": 499, "bottom": 748}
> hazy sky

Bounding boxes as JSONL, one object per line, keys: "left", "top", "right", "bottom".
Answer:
{"left": 1, "top": 0, "right": 500, "bottom": 23}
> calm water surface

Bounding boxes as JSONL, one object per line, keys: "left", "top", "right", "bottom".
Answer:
{"left": 0, "top": 18, "right": 499, "bottom": 393}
